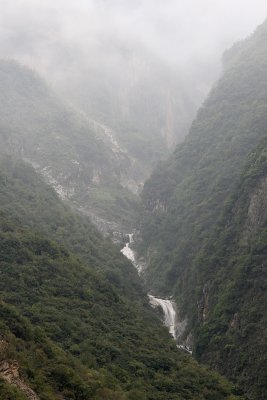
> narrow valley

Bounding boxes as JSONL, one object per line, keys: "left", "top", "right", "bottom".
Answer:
{"left": 0, "top": 2, "right": 266, "bottom": 400}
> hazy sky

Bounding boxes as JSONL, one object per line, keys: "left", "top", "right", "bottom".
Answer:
{"left": 1, "top": 0, "right": 266, "bottom": 65}
{"left": 0, "top": 0, "right": 266, "bottom": 106}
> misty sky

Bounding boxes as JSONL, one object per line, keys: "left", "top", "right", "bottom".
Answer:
{"left": 1, "top": 0, "right": 267, "bottom": 64}
{"left": 0, "top": 0, "right": 267, "bottom": 111}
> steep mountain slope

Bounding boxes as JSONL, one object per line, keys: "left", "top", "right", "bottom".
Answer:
{"left": 0, "top": 158, "right": 242, "bottom": 400}
{"left": 139, "top": 20, "right": 267, "bottom": 399}
{"left": 194, "top": 140, "right": 267, "bottom": 399}
{"left": 0, "top": 60, "right": 141, "bottom": 234}
{"left": 59, "top": 48, "right": 199, "bottom": 168}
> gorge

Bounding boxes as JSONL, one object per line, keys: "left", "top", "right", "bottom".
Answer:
{"left": 0, "top": 4, "right": 266, "bottom": 400}
{"left": 0, "top": 158, "right": 242, "bottom": 400}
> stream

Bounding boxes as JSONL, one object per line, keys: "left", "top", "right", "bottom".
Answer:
{"left": 121, "top": 234, "right": 192, "bottom": 353}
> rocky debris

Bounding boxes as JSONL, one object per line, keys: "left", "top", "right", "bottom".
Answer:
{"left": 0, "top": 360, "right": 40, "bottom": 400}
{"left": 111, "top": 231, "right": 129, "bottom": 246}
{"left": 76, "top": 206, "right": 122, "bottom": 237}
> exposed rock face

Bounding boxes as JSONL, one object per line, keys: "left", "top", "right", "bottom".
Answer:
{"left": 58, "top": 49, "right": 198, "bottom": 166}
{"left": 237, "top": 175, "right": 267, "bottom": 246}
{"left": 0, "top": 360, "right": 39, "bottom": 400}
{"left": 246, "top": 176, "right": 267, "bottom": 233}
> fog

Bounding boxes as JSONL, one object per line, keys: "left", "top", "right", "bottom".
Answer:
{"left": 1, "top": 0, "right": 266, "bottom": 71}
{"left": 0, "top": 0, "right": 267, "bottom": 149}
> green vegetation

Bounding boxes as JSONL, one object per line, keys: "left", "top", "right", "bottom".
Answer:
{"left": 194, "top": 141, "right": 267, "bottom": 400}
{"left": 0, "top": 59, "right": 140, "bottom": 231}
{"left": 139, "top": 20, "right": 267, "bottom": 399}
{"left": 0, "top": 158, "right": 242, "bottom": 399}
{"left": 0, "top": 378, "right": 28, "bottom": 400}
{"left": 80, "top": 184, "right": 141, "bottom": 230}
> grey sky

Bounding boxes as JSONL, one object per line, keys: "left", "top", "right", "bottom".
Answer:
{"left": 1, "top": 0, "right": 266, "bottom": 59}
{"left": 0, "top": 0, "right": 266, "bottom": 107}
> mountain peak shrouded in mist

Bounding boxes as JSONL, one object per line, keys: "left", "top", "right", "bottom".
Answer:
{"left": 1, "top": 1, "right": 267, "bottom": 67}
{"left": 0, "top": 1, "right": 267, "bottom": 161}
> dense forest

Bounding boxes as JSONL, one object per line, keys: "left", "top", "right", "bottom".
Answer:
{"left": 0, "top": 158, "right": 242, "bottom": 399}
{"left": 139, "top": 20, "right": 267, "bottom": 400}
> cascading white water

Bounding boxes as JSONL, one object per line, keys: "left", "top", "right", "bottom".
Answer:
{"left": 148, "top": 295, "right": 177, "bottom": 339}
{"left": 121, "top": 234, "right": 177, "bottom": 338}
{"left": 121, "top": 234, "right": 192, "bottom": 353}
{"left": 120, "top": 234, "right": 135, "bottom": 262}
{"left": 120, "top": 234, "right": 143, "bottom": 273}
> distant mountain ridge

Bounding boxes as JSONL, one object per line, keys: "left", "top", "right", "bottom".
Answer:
{"left": 0, "top": 59, "right": 142, "bottom": 234}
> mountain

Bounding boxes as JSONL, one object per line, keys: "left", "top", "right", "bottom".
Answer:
{"left": 194, "top": 140, "right": 267, "bottom": 398}
{"left": 0, "top": 158, "right": 242, "bottom": 400}
{"left": 0, "top": 60, "right": 142, "bottom": 234}
{"left": 138, "top": 20, "right": 267, "bottom": 399}
{"left": 57, "top": 47, "right": 199, "bottom": 169}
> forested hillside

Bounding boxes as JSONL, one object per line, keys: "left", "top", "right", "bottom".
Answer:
{"left": 0, "top": 158, "right": 243, "bottom": 400}
{"left": 0, "top": 60, "right": 141, "bottom": 233}
{"left": 194, "top": 140, "right": 267, "bottom": 398}
{"left": 139, "top": 20, "right": 267, "bottom": 399}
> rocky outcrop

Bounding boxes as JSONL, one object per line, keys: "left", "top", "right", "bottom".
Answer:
{"left": 246, "top": 176, "right": 267, "bottom": 233}
{"left": 0, "top": 360, "right": 39, "bottom": 400}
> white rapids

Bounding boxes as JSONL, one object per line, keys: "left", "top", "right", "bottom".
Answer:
{"left": 148, "top": 295, "right": 177, "bottom": 339}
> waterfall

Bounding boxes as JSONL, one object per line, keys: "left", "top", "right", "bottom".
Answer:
{"left": 148, "top": 295, "right": 176, "bottom": 339}
{"left": 120, "top": 234, "right": 192, "bottom": 353}
{"left": 120, "top": 234, "right": 142, "bottom": 273}
{"left": 120, "top": 234, "right": 135, "bottom": 263}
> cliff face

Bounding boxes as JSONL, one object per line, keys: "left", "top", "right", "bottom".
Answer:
{"left": 60, "top": 50, "right": 199, "bottom": 169}
{"left": 244, "top": 176, "right": 267, "bottom": 236}
{"left": 138, "top": 20, "right": 267, "bottom": 399}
